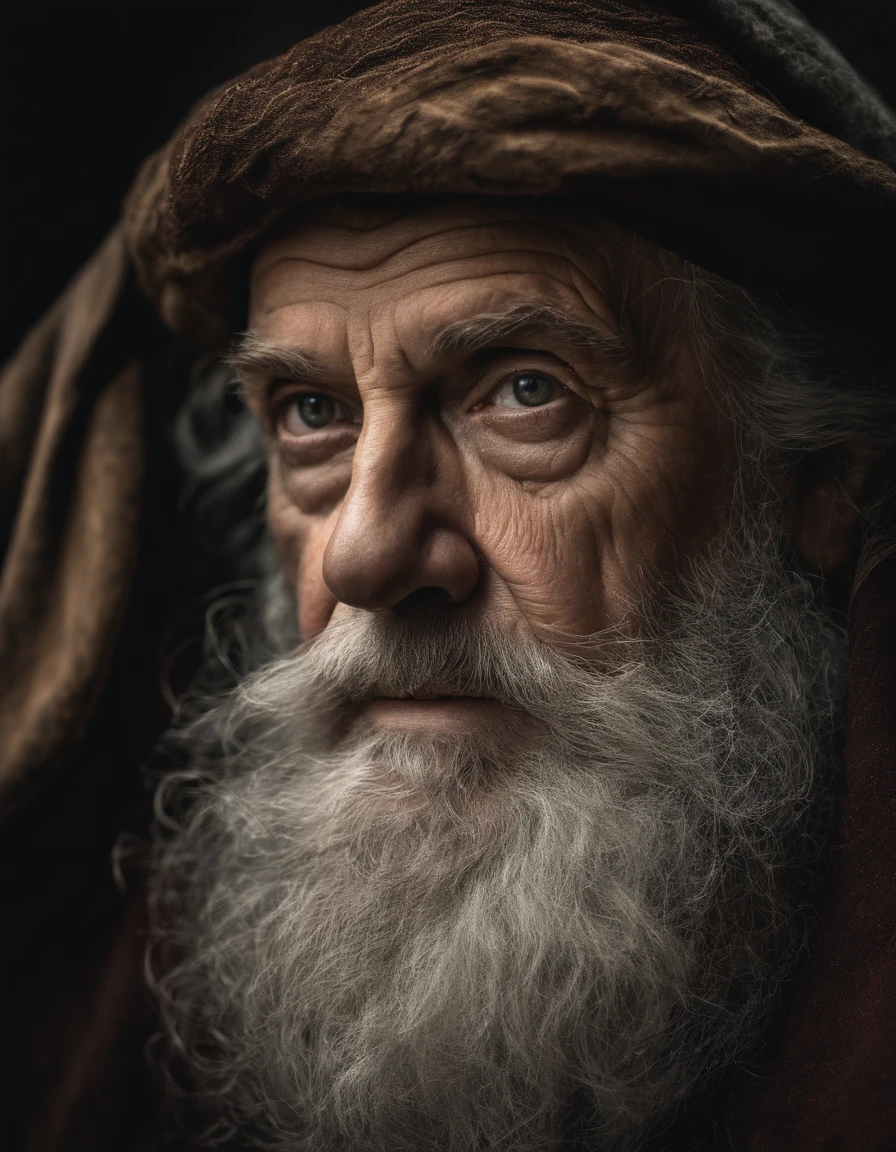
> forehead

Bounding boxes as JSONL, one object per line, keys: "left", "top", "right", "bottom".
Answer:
{"left": 248, "top": 199, "right": 627, "bottom": 335}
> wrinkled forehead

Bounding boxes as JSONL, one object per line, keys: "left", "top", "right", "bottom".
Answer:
{"left": 245, "top": 196, "right": 657, "bottom": 354}
{"left": 249, "top": 195, "right": 634, "bottom": 298}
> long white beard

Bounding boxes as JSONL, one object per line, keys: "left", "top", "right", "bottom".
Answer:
{"left": 150, "top": 518, "right": 844, "bottom": 1151}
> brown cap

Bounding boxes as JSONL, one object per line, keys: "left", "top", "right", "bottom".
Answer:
{"left": 124, "top": 0, "right": 896, "bottom": 356}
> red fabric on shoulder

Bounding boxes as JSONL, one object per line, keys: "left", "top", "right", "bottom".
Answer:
{"left": 730, "top": 542, "right": 896, "bottom": 1151}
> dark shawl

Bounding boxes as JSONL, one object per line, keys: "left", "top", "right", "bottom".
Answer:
{"left": 1, "top": 2, "right": 894, "bottom": 1149}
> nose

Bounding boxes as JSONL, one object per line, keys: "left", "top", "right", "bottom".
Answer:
{"left": 322, "top": 406, "right": 480, "bottom": 611}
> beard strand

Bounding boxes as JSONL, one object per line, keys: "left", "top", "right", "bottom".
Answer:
{"left": 148, "top": 513, "right": 844, "bottom": 1151}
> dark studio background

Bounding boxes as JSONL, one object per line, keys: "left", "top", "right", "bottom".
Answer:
{"left": 3, "top": 0, "right": 896, "bottom": 365}
{"left": 0, "top": 5, "right": 893, "bottom": 1151}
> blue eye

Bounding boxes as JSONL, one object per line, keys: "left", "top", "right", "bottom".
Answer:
{"left": 296, "top": 394, "right": 335, "bottom": 428}
{"left": 279, "top": 392, "right": 354, "bottom": 437}
{"left": 491, "top": 371, "right": 562, "bottom": 411}
{"left": 511, "top": 373, "right": 556, "bottom": 407}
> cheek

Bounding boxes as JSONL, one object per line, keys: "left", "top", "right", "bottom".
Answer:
{"left": 471, "top": 475, "right": 621, "bottom": 636}
{"left": 469, "top": 417, "right": 735, "bottom": 637}
{"left": 296, "top": 526, "right": 340, "bottom": 637}
{"left": 267, "top": 470, "right": 303, "bottom": 583}
{"left": 267, "top": 467, "right": 338, "bottom": 637}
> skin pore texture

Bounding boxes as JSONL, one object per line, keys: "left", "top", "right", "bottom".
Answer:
{"left": 151, "top": 198, "right": 869, "bottom": 1151}
{"left": 237, "top": 199, "right": 748, "bottom": 739}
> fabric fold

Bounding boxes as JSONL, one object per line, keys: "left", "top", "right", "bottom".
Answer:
{"left": 2, "top": 3, "right": 896, "bottom": 1148}
{"left": 121, "top": 2, "right": 896, "bottom": 358}
{"left": 729, "top": 544, "right": 896, "bottom": 1151}
{"left": 0, "top": 228, "right": 146, "bottom": 817}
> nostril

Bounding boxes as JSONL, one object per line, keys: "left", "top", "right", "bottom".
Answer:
{"left": 323, "top": 505, "right": 480, "bottom": 611}
{"left": 396, "top": 587, "right": 456, "bottom": 611}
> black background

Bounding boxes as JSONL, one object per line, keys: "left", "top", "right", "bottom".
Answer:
{"left": 3, "top": 0, "right": 895, "bottom": 364}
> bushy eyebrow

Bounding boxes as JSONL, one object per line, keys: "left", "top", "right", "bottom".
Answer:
{"left": 226, "top": 331, "right": 326, "bottom": 392}
{"left": 428, "top": 302, "right": 629, "bottom": 360}
{"left": 228, "top": 302, "right": 629, "bottom": 394}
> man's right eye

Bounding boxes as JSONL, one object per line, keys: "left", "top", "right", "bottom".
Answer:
{"left": 278, "top": 392, "right": 352, "bottom": 435}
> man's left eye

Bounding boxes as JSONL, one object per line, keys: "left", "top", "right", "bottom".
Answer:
{"left": 278, "top": 392, "right": 353, "bottom": 435}
{"left": 494, "top": 372, "right": 560, "bottom": 409}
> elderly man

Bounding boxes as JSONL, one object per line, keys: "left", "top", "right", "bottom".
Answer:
{"left": 2, "top": 2, "right": 896, "bottom": 1151}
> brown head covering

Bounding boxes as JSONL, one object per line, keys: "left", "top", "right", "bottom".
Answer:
{"left": 126, "top": 0, "right": 896, "bottom": 352}
{"left": 2, "top": 2, "right": 895, "bottom": 1149}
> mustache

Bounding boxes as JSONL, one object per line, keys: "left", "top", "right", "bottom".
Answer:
{"left": 293, "top": 607, "right": 611, "bottom": 721}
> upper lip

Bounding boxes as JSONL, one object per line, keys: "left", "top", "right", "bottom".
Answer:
{"left": 386, "top": 691, "right": 469, "bottom": 700}
{"left": 368, "top": 688, "right": 491, "bottom": 701}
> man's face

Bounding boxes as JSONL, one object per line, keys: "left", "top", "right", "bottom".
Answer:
{"left": 241, "top": 200, "right": 739, "bottom": 714}
{"left": 159, "top": 200, "right": 846, "bottom": 1152}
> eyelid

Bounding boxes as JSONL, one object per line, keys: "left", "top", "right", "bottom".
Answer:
{"left": 266, "top": 390, "right": 358, "bottom": 449}
{"left": 271, "top": 384, "right": 359, "bottom": 421}
{"left": 471, "top": 355, "right": 581, "bottom": 412}
{"left": 489, "top": 371, "right": 562, "bottom": 408}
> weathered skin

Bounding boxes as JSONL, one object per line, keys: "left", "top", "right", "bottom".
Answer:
{"left": 238, "top": 198, "right": 862, "bottom": 733}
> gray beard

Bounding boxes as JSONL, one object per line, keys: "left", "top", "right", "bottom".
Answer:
{"left": 149, "top": 514, "right": 845, "bottom": 1152}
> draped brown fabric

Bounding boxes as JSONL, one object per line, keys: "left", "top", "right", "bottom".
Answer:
{"left": 0, "top": 229, "right": 145, "bottom": 818}
{"left": 125, "top": 0, "right": 896, "bottom": 356}
{"left": 1, "top": 2, "right": 895, "bottom": 1149}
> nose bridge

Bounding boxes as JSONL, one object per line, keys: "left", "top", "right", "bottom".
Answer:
{"left": 322, "top": 395, "right": 478, "bottom": 610}
{"left": 358, "top": 394, "right": 434, "bottom": 502}
{"left": 343, "top": 389, "right": 435, "bottom": 545}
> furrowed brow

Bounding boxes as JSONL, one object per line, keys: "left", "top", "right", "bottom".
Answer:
{"left": 225, "top": 332, "right": 326, "bottom": 393}
{"left": 429, "top": 303, "right": 629, "bottom": 360}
